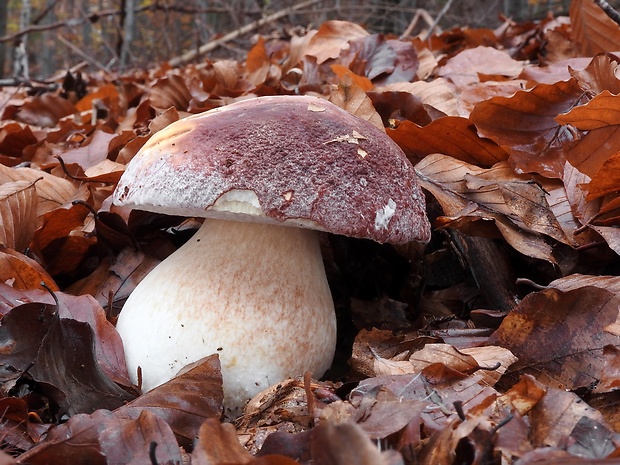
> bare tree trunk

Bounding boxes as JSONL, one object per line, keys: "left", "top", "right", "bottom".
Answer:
{"left": 14, "top": 0, "right": 31, "bottom": 80}
{"left": 120, "top": 0, "right": 136, "bottom": 70}
{"left": 0, "top": 1, "right": 7, "bottom": 77}
{"left": 41, "top": 0, "right": 57, "bottom": 78}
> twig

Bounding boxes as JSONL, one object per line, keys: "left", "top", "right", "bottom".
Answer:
{"left": 400, "top": 9, "right": 435, "bottom": 40}
{"left": 595, "top": 0, "right": 620, "bottom": 25}
{"left": 0, "top": 4, "right": 249, "bottom": 44}
{"left": 56, "top": 34, "right": 111, "bottom": 74}
{"left": 423, "top": 0, "right": 455, "bottom": 40}
{"left": 167, "top": 0, "right": 322, "bottom": 67}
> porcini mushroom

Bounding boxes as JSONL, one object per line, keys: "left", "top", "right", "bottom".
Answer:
{"left": 112, "top": 95, "right": 430, "bottom": 417}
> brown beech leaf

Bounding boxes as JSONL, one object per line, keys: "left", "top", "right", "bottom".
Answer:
{"left": 0, "top": 396, "right": 41, "bottom": 454}
{"left": 595, "top": 346, "right": 620, "bottom": 393}
{"left": 328, "top": 81, "right": 384, "bottom": 131}
{"left": 305, "top": 20, "right": 369, "bottom": 64}
{"left": 149, "top": 73, "right": 192, "bottom": 111}
{"left": 16, "top": 409, "right": 182, "bottom": 465}
{"left": 0, "top": 300, "right": 57, "bottom": 382}
{"left": 310, "top": 421, "right": 403, "bottom": 465}
{"left": 0, "top": 247, "right": 58, "bottom": 291}
{"left": 98, "top": 410, "right": 182, "bottom": 465}
{"left": 470, "top": 79, "right": 585, "bottom": 178}
{"left": 564, "top": 124, "right": 620, "bottom": 177}
{"left": 0, "top": 123, "right": 38, "bottom": 164}
{"left": 487, "top": 286, "right": 620, "bottom": 391}
{"left": 415, "top": 155, "right": 572, "bottom": 260}
{"left": 556, "top": 90, "right": 620, "bottom": 130}
{"left": 5, "top": 94, "right": 75, "bottom": 128}
{"left": 388, "top": 116, "right": 509, "bottom": 167}
{"left": 498, "top": 374, "right": 547, "bottom": 417}
{"left": 244, "top": 37, "right": 271, "bottom": 87}
{"left": 192, "top": 418, "right": 253, "bottom": 464}
{"left": 591, "top": 225, "right": 620, "bottom": 254}
{"left": 351, "top": 328, "right": 487, "bottom": 378}
{"left": 116, "top": 106, "right": 180, "bottom": 164}
{"left": 368, "top": 91, "right": 433, "bottom": 127}
{"left": 66, "top": 247, "right": 160, "bottom": 314}
{"left": 116, "top": 354, "right": 224, "bottom": 445}
{"left": 55, "top": 292, "right": 131, "bottom": 388}
{"left": 330, "top": 64, "right": 374, "bottom": 91}
{"left": 417, "top": 412, "right": 497, "bottom": 465}
{"left": 347, "top": 372, "right": 499, "bottom": 434}
{"left": 59, "top": 129, "right": 117, "bottom": 171}
{"left": 568, "top": 53, "right": 620, "bottom": 95}
{"left": 0, "top": 180, "right": 37, "bottom": 251}
{"left": 0, "top": 164, "right": 77, "bottom": 222}
{"left": 438, "top": 46, "right": 524, "bottom": 88}
{"left": 15, "top": 409, "right": 110, "bottom": 465}
{"left": 529, "top": 387, "right": 608, "bottom": 448}
{"left": 29, "top": 317, "right": 135, "bottom": 415}
{"left": 80, "top": 159, "right": 124, "bottom": 184}
{"left": 378, "top": 79, "right": 459, "bottom": 116}
{"left": 345, "top": 34, "right": 419, "bottom": 86}
{"left": 548, "top": 274, "right": 620, "bottom": 335}
{"left": 570, "top": 0, "right": 620, "bottom": 56}
{"left": 519, "top": 57, "right": 592, "bottom": 85}
{"left": 585, "top": 152, "right": 620, "bottom": 200}
{"left": 75, "top": 83, "right": 121, "bottom": 116}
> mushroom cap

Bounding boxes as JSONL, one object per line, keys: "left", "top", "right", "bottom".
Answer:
{"left": 113, "top": 95, "right": 430, "bottom": 244}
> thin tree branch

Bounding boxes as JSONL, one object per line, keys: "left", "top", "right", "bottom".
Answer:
{"left": 595, "top": 0, "right": 620, "bottom": 25}
{"left": 423, "top": 0, "right": 455, "bottom": 40}
{"left": 56, "top": 34, "right": 111, "bottom": 74}
{"left": 0, "top": 4, "right": 253, "bottom": 44}
{"left": 167, "top": 0, "right": 322, "bottom": 67}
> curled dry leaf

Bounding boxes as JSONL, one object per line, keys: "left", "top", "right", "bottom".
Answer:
{"left": 66, "top": 247, "right": 160, "bottom": 315}
{"left": 470, "top": 78, "right": 585, "bottom": 178}
{"left": 438, "top": 46, "right": 525, "bottom": 88}
{"left": 304, "top": 20, "right": 369, "bottom": 64}
{"left": 0, "top": 180, "right": 38, "bottom": 251}
{"left": 116, "top": 354, "right": 224, "bottom": 445}
{"left": 388, "top": 116, "right": 509, "bottom": 167}
{"left": 192, "top": 419, "right": 253, "bottom": 464}
{"left": 4, "top": 94, "right": 76, "bottom": 128}
{"left": 59, "top": 129, "right": 117, "bottom": 171}
{"left": 415, "top": 154, "right": 571, "bottom": 261}
{"left": 0, "top": 164, "right": 77, "bottom": 223}
{"left": 378, "top": 79, "right": 459, "bottom": 116}
{"left": 328, "top": 80, "right": 384, "bottom": 131}
{"left": 563, "top": 124, "right": 620, "bottom": 178}
{"left": 16, "top": 409, "right": 182, "bottom": 465}
{"left": 0, "top": 247, "right": 58, "bottom": 291}
{"left": 529, "top": 387, "right": 609, "bottom": 449}
{"left": 487, "top": 285, "right": 620, "bottom": 392}
{"left": 149, "top": 73, "right": 193, "bottom": 111}
{"left": 555, "top": 90, "right": 620, "bottom": 131}
{"left": 29, "top": 317, "right": 135, "bottom": 415}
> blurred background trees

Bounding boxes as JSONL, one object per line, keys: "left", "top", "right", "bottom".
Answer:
{"left": 0, "top": 0, "right": 579, "bottom": 79}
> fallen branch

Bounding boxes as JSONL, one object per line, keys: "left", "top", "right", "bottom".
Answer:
{"left": 167, "top": 0, "right": 322, "bottom": 67}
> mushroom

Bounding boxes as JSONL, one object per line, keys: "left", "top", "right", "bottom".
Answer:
{"left": 112, "top": 95, "right": 430, "bottom": 417}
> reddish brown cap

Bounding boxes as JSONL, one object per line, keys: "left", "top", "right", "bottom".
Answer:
{"left": 113, "top": 95, "right": 430, "bottom": 244}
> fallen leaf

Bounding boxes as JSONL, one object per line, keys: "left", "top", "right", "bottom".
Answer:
{"left": 305, "top": 20, "right": 369, "bottom": 64}
{"left": 0, "top": 180, "right": 38, "bottom": 251}
{"left": 570, "top": 0, "right": 620, "bottom": 56}
{"left": 470, "top": 79, "right": 585, "bottom": 178}
{"left": 487, "top": 286, "right": 620, "bottom": 391}
{"left": 388, "top": 116, "right": 509, "bottom": 167}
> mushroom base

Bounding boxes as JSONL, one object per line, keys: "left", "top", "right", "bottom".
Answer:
{"left": 115, "top": 218, "right": 337, "bottom": 417}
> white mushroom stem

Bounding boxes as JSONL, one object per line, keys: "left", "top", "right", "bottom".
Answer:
{"left": 115, "top": 218, "right": 337, "bottom": 416}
